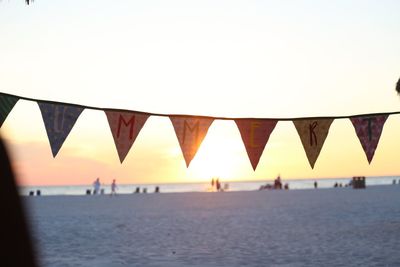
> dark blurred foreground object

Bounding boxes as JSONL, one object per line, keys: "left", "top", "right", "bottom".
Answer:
{"left": 0, "top": 136, "right": 38, "bottom": 267}
{"left": 352, "top": 176, "right": 366, "bottom": 189}
{"left": 26, "top": 0, "right": 33, "bottom": 4}
{"left": 396, "top": 77, "right": 400, "bottom": 94}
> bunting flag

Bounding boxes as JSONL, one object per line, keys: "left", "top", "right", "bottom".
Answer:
{"left": 350, "top": 115, "right": 388, "bottom": 163}
{"left": 170, "top": 116, "right": 214, "bottom": 167}
{"left": 1, "top": 92, "right": 400, "bottom": 170}
{"left": 105, "top": 111, "right": 149, "bottom": 163}
{"left": 293, "top": 119, "right": 333, "bottom": 168}
{"left": 38, "top": 102, "right": 84, "bottom": 157}
{"left": 235, "top": 119, "right": 277, "bottom": 170}
{"left": 0, "top": 95, "right": 19, "bottom": 128}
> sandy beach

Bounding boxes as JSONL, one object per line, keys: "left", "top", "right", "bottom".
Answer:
{"left": 24, "top": 185, "right": 400, "bottom": 267}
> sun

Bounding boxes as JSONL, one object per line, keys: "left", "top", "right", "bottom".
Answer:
{"left": 185, "top": 121, "right": 247, "bottom": 182}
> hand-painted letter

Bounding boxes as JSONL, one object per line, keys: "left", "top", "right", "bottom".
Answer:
{"left": 117, "top": 114, "right": 136, "bottom": 139}
{"left": 182, "top": 120, "right": 200, "bottom": 145}
{"left": 309, "top": 121, "right": 318, "bottom": 146}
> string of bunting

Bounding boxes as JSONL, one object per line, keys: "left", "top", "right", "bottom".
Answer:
{"left": 0, "top": 91, "right": 398, "bottom": 170}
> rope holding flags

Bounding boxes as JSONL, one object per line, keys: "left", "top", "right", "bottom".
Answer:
{"left": 0, "top": 91, "right": 396, "bottom": 169}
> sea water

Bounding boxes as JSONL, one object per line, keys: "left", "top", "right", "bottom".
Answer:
{"left": 19, "top": 176, "right": 400, "bottom": 196}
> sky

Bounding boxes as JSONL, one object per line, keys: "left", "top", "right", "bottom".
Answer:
{"left": 1, "top": 0, "right": 400, "bottom": 186}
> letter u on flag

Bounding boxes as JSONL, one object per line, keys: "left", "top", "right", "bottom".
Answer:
{"left": 0, "top": 95, "right": 19, "bottom": 128}
{"left": 38, "top": 102, "right": 84, "bottom": 157}
{"left": 170, "top": 116, "right": 214, "bottom": 167}
{"left": 293, "top": 119, "right": 333, "bottom": 168}
{"left": 105, "top": 111, "right": 149, "bottom": 163}
{"left": 235, "top": 119, "right": 277, "bottom": 170}
{"left": 350, "top": 115, "right": 388, "bottom": 163}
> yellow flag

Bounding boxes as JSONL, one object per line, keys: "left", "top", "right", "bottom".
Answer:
{"left": 293, "top": 119, "right": 333, "bottom": 168}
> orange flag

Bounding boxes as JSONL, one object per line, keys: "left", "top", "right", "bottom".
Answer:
{"left": 170, "top": 116, "right": 214, "bottom": 167}
{"left": 105, "top": 111, "right": 149, "bottom": 163}
{"left": 293, "top": 119, "right": 333, "bottom": 168}
{"left": 235, "top": 119, "right": 277, "bottom": 170}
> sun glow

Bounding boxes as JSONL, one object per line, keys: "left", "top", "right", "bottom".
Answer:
{"left": 185, "top": 121, "right": 247, "bottom": 182}
{"left": 2, "top": 1, "right": 400, "bottom": 187}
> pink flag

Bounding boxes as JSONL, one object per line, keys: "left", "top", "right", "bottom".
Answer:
{"left": 293, "top": 119, "right": 333, "bottom": 169}
{"left": 105, "top": 111, "right": 149, "bottom": 163}
{"left": 235, "top": 119, "right": 277, "bottom": 170}
{"left": 350, "top": 115, "right": 388, "bottom": 163}
{"left": 170, "top": 116, "right": 214, "bottom": 167}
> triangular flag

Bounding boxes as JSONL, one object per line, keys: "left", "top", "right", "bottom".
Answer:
{"left": 350, "top": 115, "right": 388, "bottom": 163}
{"left": 38, "top": 102, "right": 84, "bottom": 157}
{"left": 170, "top": 116, "right": 214, "bottom": 167}
{"left": 105, "top": 111, "right": 149, "bottom": 163}
{"left": 0, "top": 95, "right": 19, "bottom": 128}
{"left": 235, "top": 119, "right": 277, "bottom": 170}
{"left": 293, "top": 119, "right": 333, "bottom": 168}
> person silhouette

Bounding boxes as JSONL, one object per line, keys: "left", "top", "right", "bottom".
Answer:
{"left": 216, "top": 179, "right": 221, "bottom": 191}
{"left": 274, "top": 175, "right": 282, "bottom": 189}
{"left": 110, "top": 179, "right": 117, "bottom": 196}
{"left": 93, "top": 178, "right": 101, "bottom": 194}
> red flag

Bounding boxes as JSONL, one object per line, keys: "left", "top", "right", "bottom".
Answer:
{"left": 170, "top": 116, "right": 214, "bottom": 167}
{"left": 235, "top": 119, "right": 277, "bottom": 170}
{"left": 105, "top": 111, "right": 149, "bottom": 163}
{"left": 350, "top": 115, "right": 388, "bottom": 163}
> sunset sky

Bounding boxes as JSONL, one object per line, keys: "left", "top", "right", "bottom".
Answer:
{"left": 1, "top": 0, "right": 400, "bottom": 186}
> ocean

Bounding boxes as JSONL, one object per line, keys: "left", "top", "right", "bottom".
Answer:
{"left": 19, "top": 175, "right": 400, "bottom": 196}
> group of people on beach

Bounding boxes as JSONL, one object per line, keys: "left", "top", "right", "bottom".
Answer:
{"left": 134, "top": 186, "right": 160, "bottom": 193}
{"left": 92, "top": 178, "right": 161, "bottom": 195}
{"left": 92, "top": 178, "right": 117, "bottom": 196}
{"left": 211, "top": 178, "right": 229, "bottom": 192}
{"left": 259, "top": 175, "right": 289, "bottom": 190}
